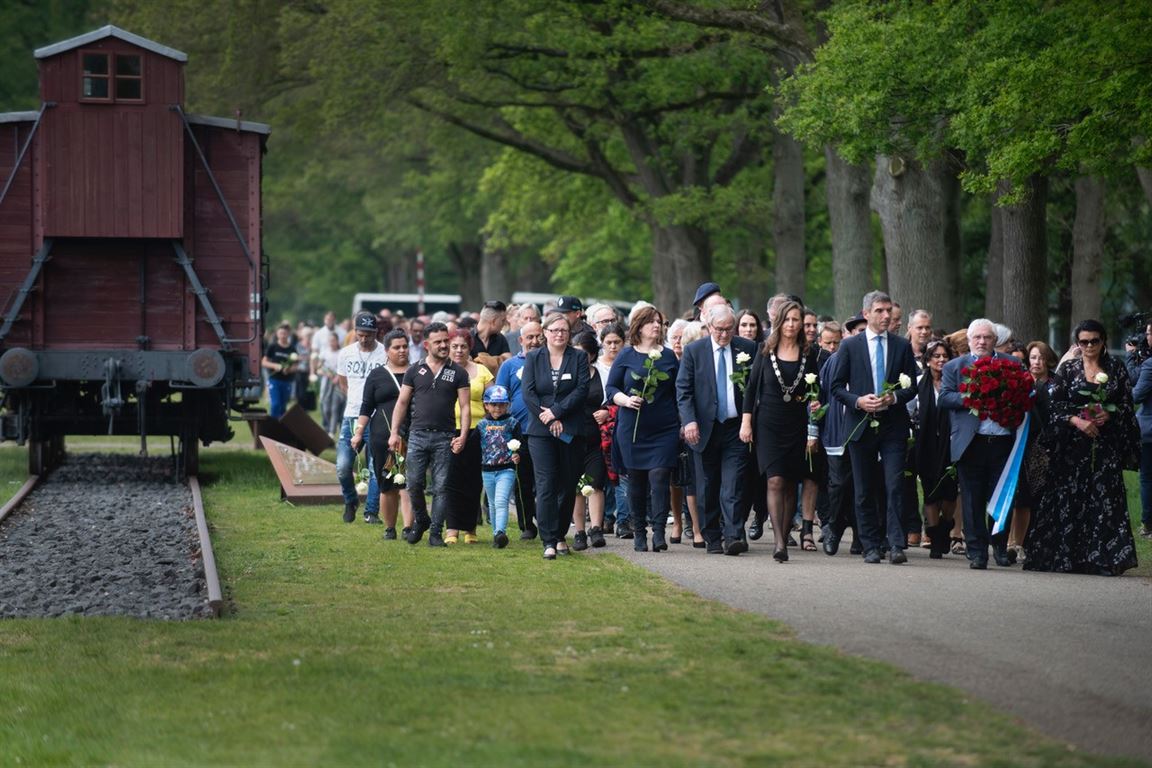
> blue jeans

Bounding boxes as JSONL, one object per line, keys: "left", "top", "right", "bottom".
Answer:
{"left": 483, "top": 468, "right": 517, "bottom": 534}
{"left": 406, "top": 429, "right": 455, "bottom": 534}
{"left": 268, "top": 377, "right": 293, "bottom": 419}
{"left": 613, "top": 477, "right": 630, "bottom": 527}
{"left": 336, "top": 418, "right": 379, "bottom": 514}
{"left": 1141, "top": 443, "right": 1152, "bottom": 527}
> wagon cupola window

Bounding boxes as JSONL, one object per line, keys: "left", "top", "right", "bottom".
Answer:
{"left": 81, "top": 51, "right": 143, "bottom": 102}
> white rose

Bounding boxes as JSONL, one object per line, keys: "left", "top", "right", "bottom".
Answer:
{"left": 507, "top": 439, "right": 521, "bottom": 452}
{"left": 580, "top": 485, "right": 594, "bottom": 497}
{"left": 1095, "top": 372, "right": 1108, "bottom": 384}
{"left": 648, "top": 348, "right": 662, "bottom": 360}
{"left": 392, "top": 473, "right": 405, "bottom": 485}
{"left": 355, "top": 481, "right": 368, "bottom": 494}
{"left": 804, "top": 373, "right": 817, "bottom": 385}
{"left": 899, "top": 373, "right": 913, "bottom": 389}
{"left": 736, "top": 352, "right": 752, "bottom": 365}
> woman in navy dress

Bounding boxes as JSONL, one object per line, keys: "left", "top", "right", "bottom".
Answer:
{"left": 606, "top": 305, "right": 680, "bottom": 552}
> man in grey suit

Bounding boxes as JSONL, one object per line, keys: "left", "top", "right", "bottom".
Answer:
{"left": 939, "top": 318, "right": 1024, "bottom": 569}
{"left": 676, "top": 304, "right": 757, "bottom": 555}
{"left": 828, "top": 291, "right": 919, "bottom": 565}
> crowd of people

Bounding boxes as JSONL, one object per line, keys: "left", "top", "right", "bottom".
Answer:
{"left": 264, "top": 286, "right": 1149, "bottom": 576}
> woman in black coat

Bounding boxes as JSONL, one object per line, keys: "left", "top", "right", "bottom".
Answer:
{"left": 522, "top": 312, "right": 591, "bottom": 559}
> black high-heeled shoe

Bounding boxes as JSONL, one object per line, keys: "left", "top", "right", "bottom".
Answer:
{"left": 773, "top": 547, "right": 789, "bottom": 563}
{"left": 669, "top": 536, "right": 682, "bottom": 544}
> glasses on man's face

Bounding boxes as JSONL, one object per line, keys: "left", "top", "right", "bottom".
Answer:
{"left": 545, "top": 328, "right": 569, "bottom": 335}
{"left": 712, "top": 325, "right": 735, "bottom": 335}
{"left": 1077, "top": 338, "right": 1102, "bottom": 347}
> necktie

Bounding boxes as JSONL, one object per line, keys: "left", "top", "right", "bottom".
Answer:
{"left": 716, "top": 346, "right": 728, "bottom": 421}
{"left": 875, "top": 335, "right": 886, "bottom": 394}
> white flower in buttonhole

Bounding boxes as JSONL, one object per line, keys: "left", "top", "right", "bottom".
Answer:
{"left": 736, "top": 351, "right": 752, "bottom": 366}
{"left": 507, "top": 439, "right": 521, "bottom": 453}
{"left": 648, "top": 348, "right": 662, "bottom": 360}
{"left": 804, "top": 372, "right": 817, "bottom": 385}
{"left": 899, "top": 373, "right": 913, "bottom": 389}
{"left": 1096, "top": 372, "right": 1109, "bottom": 385}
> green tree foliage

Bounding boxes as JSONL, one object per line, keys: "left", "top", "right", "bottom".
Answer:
{"left": 779, "top": 1, "right": 1152, "bottom": 196}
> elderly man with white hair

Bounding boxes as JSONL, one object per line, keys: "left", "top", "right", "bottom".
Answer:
{"left": 938, "top": 318, "right": 1026, "bottom": 569}
{"left": 676, "top": 303, "right": 759, "bottom": 555}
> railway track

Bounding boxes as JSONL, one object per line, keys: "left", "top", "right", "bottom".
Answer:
{"left": 0, "top": 452, "right": 222, "bottom": 619}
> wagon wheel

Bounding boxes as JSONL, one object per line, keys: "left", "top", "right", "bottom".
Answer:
{"left": 28, "top": 436, "right": 63, "bottom": 476}
{"left": 178, "top": 429, "right": 200, "bottom": 479}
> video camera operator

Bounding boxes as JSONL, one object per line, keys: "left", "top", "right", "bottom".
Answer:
{"left": 1121, "top": 312, "right": 1152, "bottom": 381}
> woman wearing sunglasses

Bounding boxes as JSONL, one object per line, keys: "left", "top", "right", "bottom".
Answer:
{"left": 1025, "top": 320, "right": 1139, "bottom": 576}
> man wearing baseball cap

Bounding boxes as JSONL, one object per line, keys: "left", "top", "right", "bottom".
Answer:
{"left": 335, "top": 312, "right": 389, "bottom": 524}
{"left": 555, "top": 296, "right": 594, "bottom": 340}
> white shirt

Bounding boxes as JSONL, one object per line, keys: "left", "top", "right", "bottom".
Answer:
{"left": 972, "top": 353, "right": 1011, "bottom": 436}
{"left": 712, "top": 341, "right": 737, "bottom": 421}
{"left": 866, "top": 330, "right": 889, "bottom": 392}
{"left": 338, "top": 342, "right": 389, "bottom": 417}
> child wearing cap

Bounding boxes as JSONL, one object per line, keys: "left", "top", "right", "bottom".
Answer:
{"left": 477, "top": 385, "right": 522, "bottom": 548}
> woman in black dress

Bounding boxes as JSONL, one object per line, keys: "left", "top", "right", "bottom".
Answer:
{"left": 350, "top": 329, "right": 411, "bottom": 539}
{"left": 1026, "top": 320, "right": 1139, "bottom": 576}
{"left": 740, "top": 300, "right": 820, "bottom": 562}
{"left": 570, "top": 331, "right": 609, "bottom": 550}
{"left": 913, "top": 339, "right": 958, "bottom": 559}
{"left": 1008, "top": 340, "right": 1060, "bottom": 563}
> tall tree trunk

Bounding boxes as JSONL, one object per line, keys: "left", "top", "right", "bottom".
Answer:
{"left": 773, "top": 128, "right": 806, "bottom": 299}
{"left": 938, "top": 160, "right": 963, "bottom": 332}
{"left": 480, "top": 246, "right": 509, "bottom": 304}
{"left": 735, "top": 232, "right": 769, "bottom": 317}
{"left": 984, "top": 203, "right": 1004, "bottom": 321}
{"left": 870, "top": 155, "right": 948, "bottom": 329}
{"left": 651, "top": 222, "right": 711, "bottom": 317}
{"left": 1071, "top": 175, "right": 1106, "bottom": 325}
{"left": 1137, "top": 166, "right": 1152, "bottom": 208}
{"left": 824, "top": 146, "right": 873, "bottom": 322}
{"left": 998, "top": 175, "right": 1049, "bottom": 344}
{"left": 448, "top": 241, "right": 484, "bottom": 311}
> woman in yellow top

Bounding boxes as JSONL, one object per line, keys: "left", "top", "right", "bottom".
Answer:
{"left": 444, "top": 329, "right": 495, "bottom": 544}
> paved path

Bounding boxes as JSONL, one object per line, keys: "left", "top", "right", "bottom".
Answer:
{"left": 593, "top": 531, "right": 1152, "bottom": 763}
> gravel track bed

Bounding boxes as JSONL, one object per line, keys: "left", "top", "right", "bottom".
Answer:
{"left": 0, "top": 454, "right": 212, "bottom": 619}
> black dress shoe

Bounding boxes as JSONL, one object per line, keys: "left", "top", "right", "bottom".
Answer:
{"left": 519, "top": 528, "right": 538, "bottom": 541}
{"left": 749, "top": 521, "right": 764, "bottom": 541}
{"left": 992, "top": 544, "right": 1012, "bottom": 567}
{"left": 970, "top": 558, "right": 988, "bottom": 570}
{"left": 889, "top": 548, "right": 908, "bottom": 565}
{"left": 849, "top": 538, "right": 863, "bottom": 555}
{"left": 652, "top": 528, "right": 668, "bottom": 551}
{"left": 616, "top": 521, "right": 635, "bottom": 539}
{"left": 343, "top": 502, "right": 358, "bottom": 523}
{"left": 706, "top": 540, "right": 724, "bottom": 555}
{"left": 724, "top": 538, "right": 747, "bottom": 556}
{"left": 863, "top": 549, "right": 882, "bottom": 564}
{"left": 773, "top": 547, "right": 789, "bottom": 563}
{"left": 822, "top": 525, "right": 840, "bottom": 556}
{"left": 406, "top": 514, "right": 431, "bottom": 544}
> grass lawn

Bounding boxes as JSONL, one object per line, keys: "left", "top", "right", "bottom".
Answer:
{"left": 0, "top": 444, "right": 1147, "bottom": 766}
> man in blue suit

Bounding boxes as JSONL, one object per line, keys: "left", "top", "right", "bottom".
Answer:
{"left": 828, "top": 291, "right": 918, "bottom": 564}
{"left": 939, "top": 318, "right": 1023, "bottom": 569}
{"left": 677, "top": 304, "right": 758, "bottom": 555}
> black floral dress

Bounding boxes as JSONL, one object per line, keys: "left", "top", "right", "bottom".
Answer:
{"left": 1025, "top": 356, "right": 1139, "bottom": 576}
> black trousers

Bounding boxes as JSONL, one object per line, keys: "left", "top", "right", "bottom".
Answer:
{"left": 824, "top": 452, "right": 856, "bottom": 537}
{"left": 957, "top": 434, "right": 1013, "bottom": 560}
{"left": 514, "top": 435, "right": 538, "bottom": 533}
{"left": 528, "top": 435, "right": 582, "bottom": 547}
{"left": 847, "top": 434, "right": 908, "bottom": 553}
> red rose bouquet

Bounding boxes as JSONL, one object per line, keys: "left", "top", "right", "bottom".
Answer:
{"left": 958, "top": 356, "right": 1033, "bottom": 429}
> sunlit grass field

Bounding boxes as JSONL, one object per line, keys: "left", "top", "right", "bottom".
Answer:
{"left": 0, "top": 440, "right": 1146, "bottom": 766}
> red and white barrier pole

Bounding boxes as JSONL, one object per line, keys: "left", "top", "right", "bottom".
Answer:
{"left": 416, "top": 249, "right": 425, "bottom": 315}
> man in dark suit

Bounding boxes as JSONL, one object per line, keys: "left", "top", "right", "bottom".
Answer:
{"left": 676, "top": 304, "right": 757, "bottom": 555}
{"left": 938, "top": 318, "right": 1022, "bottom": 569}
{"left": 828, "top": 291, "right": 918, "bottom": 565}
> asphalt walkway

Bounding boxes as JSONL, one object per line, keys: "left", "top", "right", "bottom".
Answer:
{"left": 596, "top": 531, "right": 1152, "bottom": 763}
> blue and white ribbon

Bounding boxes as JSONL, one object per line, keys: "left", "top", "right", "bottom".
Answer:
{"left": 986, "top": 412, "right": 1030, "bottom": 536}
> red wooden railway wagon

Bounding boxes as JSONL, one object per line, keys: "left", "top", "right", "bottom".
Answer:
{"left": 0, "top": 26, "right": 269, "bottom": 475}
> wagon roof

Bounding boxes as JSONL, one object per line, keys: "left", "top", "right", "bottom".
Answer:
{"left": 34, "top": 25, "right": 188, "bottom": 62}
{"left": 0, "top": 111, "right": 40, "bottom": 124}
{"left": 186, "top": 114, "right": 271, "bottom": 136}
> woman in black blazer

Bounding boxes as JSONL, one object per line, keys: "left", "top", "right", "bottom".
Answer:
{"left": 522, "top": 312, "right": 591, "bottom": 559}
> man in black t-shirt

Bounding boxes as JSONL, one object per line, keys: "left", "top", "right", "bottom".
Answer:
{"left": 470, "top": 301, "right": 511, "bottom": 361}
{"left": 389, "top": 322, "right": 471, "bottom": 547}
